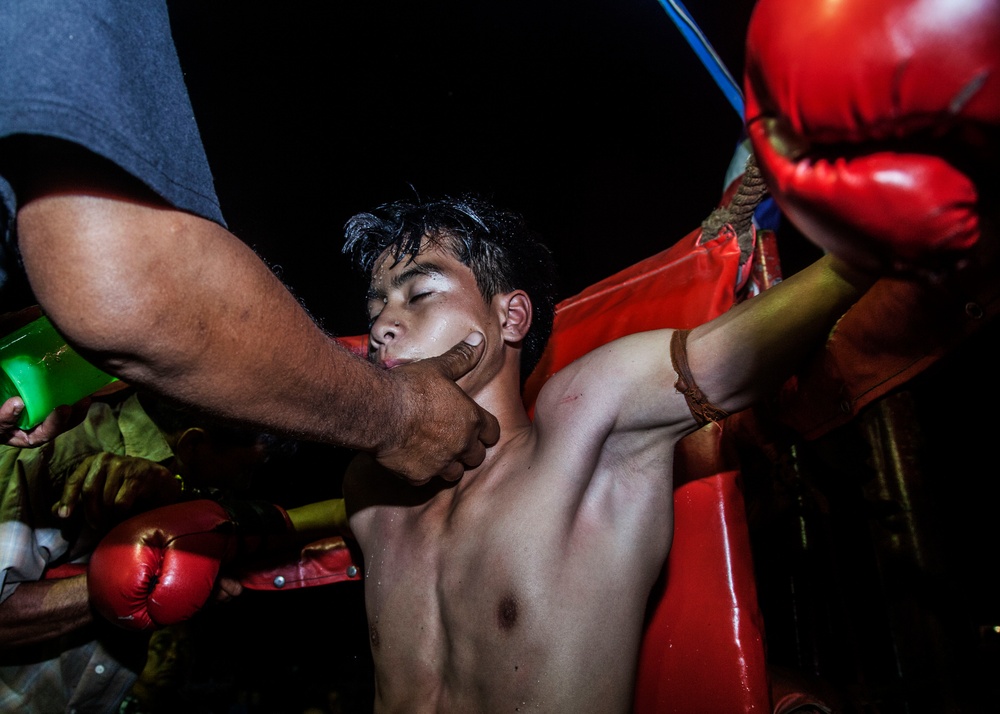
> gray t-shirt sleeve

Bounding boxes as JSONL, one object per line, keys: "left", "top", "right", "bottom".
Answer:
{"left": 0, "top": 0, "right": 226, "bottom": 290}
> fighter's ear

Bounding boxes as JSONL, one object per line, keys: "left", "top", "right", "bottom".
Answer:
{"left": 500, "top": 290, "right": 532, "bottom": 342}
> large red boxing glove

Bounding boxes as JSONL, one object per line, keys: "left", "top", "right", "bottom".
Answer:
{"left": 88, "top": 498, "right": 292, "bottom": 631}
{"left": 744, "top": 0, "right": 1000, "bottom": 276}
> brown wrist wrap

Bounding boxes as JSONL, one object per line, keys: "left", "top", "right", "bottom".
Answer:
{"left": 670, "top": 329, "right": 730, "bottom": 427}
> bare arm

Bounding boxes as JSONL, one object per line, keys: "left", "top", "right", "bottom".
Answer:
{"left": 0, "top": 575, "right": 93, "bottom": 650}
{"left": 682, "top": 253, "right": 876, "bottom": 417}
{"left": 12, "top": 144, "right": 498, "bottom": 482}
{"left": 539, "top": 253, "right": 875, "bottom": 440}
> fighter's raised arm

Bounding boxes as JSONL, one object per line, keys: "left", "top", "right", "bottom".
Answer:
{"left": 536, "top": 253, "right": 875, "bottom": 445}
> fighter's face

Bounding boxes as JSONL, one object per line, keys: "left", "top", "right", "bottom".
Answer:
{"left": 366, "top": 240, "right": 497, "bottom": 372}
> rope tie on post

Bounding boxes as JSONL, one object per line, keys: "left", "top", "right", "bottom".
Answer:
{"left": 700, "top": 152, "right": 768, "bottom": 265}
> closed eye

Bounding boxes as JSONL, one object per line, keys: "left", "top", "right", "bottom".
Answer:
{"left": 366, "top": 292, "right": 387, "bottom": 331}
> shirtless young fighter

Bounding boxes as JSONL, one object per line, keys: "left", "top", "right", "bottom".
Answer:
{"left": 341, "top": 194, "right": 872, "bottom": 713}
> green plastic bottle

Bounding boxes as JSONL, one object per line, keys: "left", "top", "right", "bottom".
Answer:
{"left": 0, "top": 315, "right": 117, "bottom": 429}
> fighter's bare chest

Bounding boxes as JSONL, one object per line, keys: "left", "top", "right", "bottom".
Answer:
{"left": 357, "top": 504, "right": 551, "bottom": 668}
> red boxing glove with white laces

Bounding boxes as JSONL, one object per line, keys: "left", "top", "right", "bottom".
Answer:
{"left": 88, "top": 498, "right": 293, "bottom": 630}
{"left": 744, "top": 0, "right": 1000, "bottom": 277}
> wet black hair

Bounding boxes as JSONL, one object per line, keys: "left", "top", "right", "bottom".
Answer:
{"left": 342, "top": 193, "right": 559, "bottom": 382}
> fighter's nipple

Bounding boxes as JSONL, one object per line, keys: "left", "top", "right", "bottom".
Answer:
{"left": 496, "top": 593, "right": 519, "bottom": 631}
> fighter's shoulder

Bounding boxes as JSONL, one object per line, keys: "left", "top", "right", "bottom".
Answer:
{"left": 530, "top": 343, "right": 631, "bottom": 436}
{"left": 533, "top": 331, "right": 659, "bottom": 404}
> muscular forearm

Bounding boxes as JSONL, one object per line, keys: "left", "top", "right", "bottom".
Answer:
{"left": 688, "top": 254, "right": 876, "bottom": 413}
{"left": 0, "top": 575, "right": 93, "bottom": 650}
{"left": 12, "top": 146, "right": 498, "bottom": 484}
{"left": 17, "top": 189, "right": 402, "bottom": 450}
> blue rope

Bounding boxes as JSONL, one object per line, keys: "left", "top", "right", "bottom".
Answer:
{"left": 655, "top": 0, "right": 745, "bottom": 120}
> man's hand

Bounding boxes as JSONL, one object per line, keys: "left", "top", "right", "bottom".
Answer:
{"left": 52, "top": 452, "right": 183, "bottom": 530}
{"left": 378, "top": 332, "right": 500, "bottom": 484}
{"left": 1, "top": 397, "right": 90, "bottom": 448}
{"left": 2, "top": 306, "right": 91, "bottom": 447}
{"left": 211, "top": 575, "right": 244, "bottom": 604}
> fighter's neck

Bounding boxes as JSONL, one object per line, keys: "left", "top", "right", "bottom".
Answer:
{"left": 472, "top": 376, "right": 533, "bottom": 434}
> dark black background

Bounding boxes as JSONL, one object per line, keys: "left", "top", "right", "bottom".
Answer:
{"left": 167, "top": 0, "right": 768, "bottom": 339}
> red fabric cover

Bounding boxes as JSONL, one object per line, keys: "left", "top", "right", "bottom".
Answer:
{"left": 236, "top": 535, "right": 362, "bottom": 591}
{"left": 636, "top": 467, "right": 769, "bottom": 714}
{"left": 336, "top": 333, "right": 367, "bottom": 356}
